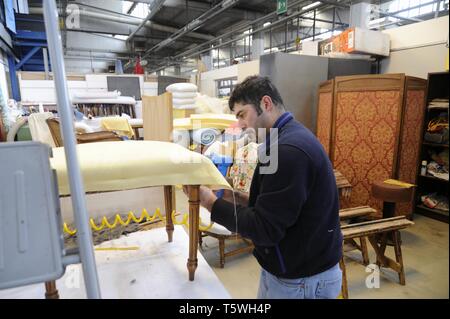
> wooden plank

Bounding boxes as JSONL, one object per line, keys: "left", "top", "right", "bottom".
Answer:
{"left": 339, "top": 206, "right": 376, "bottom": 220}
{"left": 142, "top": 92, "right": 173, "bottom": 142}
{"left": 341, "top": 216, "right": 406, "bottom": 229}
{"left": 342, "top": 218, "right": 413, "bottom": 239}
{"left": 334, "top": 169, "right": 352, "bottom": 189}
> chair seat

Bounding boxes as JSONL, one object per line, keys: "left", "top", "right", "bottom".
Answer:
{"left": 371, "top": 181, "right": 414, "bottom": 203}
{"left": 200, "top": 207, "right": 233, "bottom": 236}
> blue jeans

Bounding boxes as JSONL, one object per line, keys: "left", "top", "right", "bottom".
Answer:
{"left": 257, "top": 263, "right": 342, "bottom": 299}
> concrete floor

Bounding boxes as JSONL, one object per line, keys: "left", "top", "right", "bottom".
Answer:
{"left": 176, "top": 190, "right": 449, "bottom": 299}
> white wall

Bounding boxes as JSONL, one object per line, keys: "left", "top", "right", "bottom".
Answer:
{"left": 199, "top": 60, "right": 260, "bottom": 97}
{"left": 237, "top": 60, "right": 260, "bottom": 82}
{"left": 199, "top": 65, "right": 238, "bottom": 96}
{"left": 381, "top": 16, "right": 449, "bottom": 78}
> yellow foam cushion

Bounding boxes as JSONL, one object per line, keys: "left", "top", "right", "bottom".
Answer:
{"left": 101, "top": 117, "right": 134, "bottom": 139}
{"left": 173, "top": 113, "right": 237, "bottom": 130}
{"left": 51, "top": 141, "right": 231, "bottom": 196}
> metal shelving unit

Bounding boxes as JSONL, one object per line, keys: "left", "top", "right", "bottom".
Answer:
{"left": 415, "top": 71, "right": 449, "bottom": 223}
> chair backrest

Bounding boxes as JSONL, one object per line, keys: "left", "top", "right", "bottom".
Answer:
{"left": 46, "top": 118, "right": 123, "bottom": 147}
{"left": 0, "top": 117, "right": 5, "bottom": 142}
{"left": 46, "top": 118, "right": 64, "bottom": 147}
{"left": 28, "top": 112, "right": 57, "bottom": 147}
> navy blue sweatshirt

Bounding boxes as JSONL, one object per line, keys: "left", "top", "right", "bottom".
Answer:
{"left": 211, "top": 112, "right": 343, "bottom": 278}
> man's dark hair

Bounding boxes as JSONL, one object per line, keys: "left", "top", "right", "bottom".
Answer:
{"left": 229, "top": 76, "right": 284, "bottom": 115}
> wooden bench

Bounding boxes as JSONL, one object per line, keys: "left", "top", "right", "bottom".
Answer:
{"left": 339, "top": 206, "right": 376, "bottom": 266}
{"left": 339, "top": 216, "right": 414, "bottom": 299}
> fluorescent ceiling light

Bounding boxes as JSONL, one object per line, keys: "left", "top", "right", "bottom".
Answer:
{"left": 114, "top": 35, "right": 128, "bottom": 40}
{"left": 302, "top": 1, "right": 321, "bottom": 11}
{"left": 368, "top": 16, "right": 399, "bottom": 26}
{"left": 368, "top": 17, "right": 387, "bottom": 25}
{"left": 263, "top": 22, "right": 271, "bottom": 27}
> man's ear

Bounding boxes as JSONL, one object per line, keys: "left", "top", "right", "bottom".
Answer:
{"left": 261, "top": 95, "right": 274, "bottom": 112}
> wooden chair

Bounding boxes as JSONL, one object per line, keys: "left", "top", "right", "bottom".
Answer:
{"left": 44, "top": 117, "right": 123, "bottom": 298}
{"left": 198, "top": 206, "right": 254, "bottom": 268}
{"left": 199, "top": 230, "right": 254, "bottom": 268}
{"left": 339, "top": 216, "right": 414, "bottom": 299}
{"left": 46, "top": 118, "right": 122, "bottom": 147}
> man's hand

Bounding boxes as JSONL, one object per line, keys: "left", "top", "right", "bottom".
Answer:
{"left": 183, "top": 186, "right": 218, "bottom": 212}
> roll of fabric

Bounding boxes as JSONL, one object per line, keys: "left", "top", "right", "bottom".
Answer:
{"left": 73, "top": 91, "right": 121, "bottom": 100}
{"left": 173, "top": 98, "right": 196, "bottom": 106}
{"left": 172, "top": 92, "right": 198, "bottom": 100}
{"left": 192, "top": 128, "right": 220, "bottom": 146}
{"left": 166, "top": 83, "right": 198, "bottom": 93}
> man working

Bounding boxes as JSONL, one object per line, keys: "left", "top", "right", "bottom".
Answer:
{"left": 194, "top": 76, "right": 342, "bottom": 299}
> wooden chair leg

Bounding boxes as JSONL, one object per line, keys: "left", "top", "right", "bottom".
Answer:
{"left": 359, "top": 236, "right": 370, "bottom": 266}
{"left": 164, "top": 186, "right": 175, "bottom": 243}
{"left": 45, "top": 281, "right": 59, "bottom": 299}
{"left": 339, "top": 258, "right": 348, "bottom": 299}
{"left": 187, "top": 185, "right": 199, "bottom": 281}
{"left": 219, "top": 237, "right": 225, "bottom": 268}
{"left": 393, "top": 231, "right": 406, "bottom": 285}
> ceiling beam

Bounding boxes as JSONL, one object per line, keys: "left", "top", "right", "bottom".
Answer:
{"left": 127, "top": 2, "right": 138, "bottom": 14}
{"left": 127, "top": 0, "right": 166, "bottom": 43}
{"left": 143, "top": 0, "right": 241, "bottom": 58}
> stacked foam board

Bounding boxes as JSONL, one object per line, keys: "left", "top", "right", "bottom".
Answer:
{"left": 166, "top": 83, "right": 198, "bottom": 110}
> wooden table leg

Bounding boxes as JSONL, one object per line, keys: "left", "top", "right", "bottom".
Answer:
{"left": 393, "top": 231, "right": 406, "bottom": 285}
{"left": 359, "top": 237, "right": 370, "bottom": 266}
{"left": 164, "top": 186, "right": 175, "bottom": 243}
{"left": 187, "top": 185, "right": 199, "bottom": 281}
{"left": 339, "top": 258, "right": 348, "bottom": 299}
{"left": 45, "top": 281, "right": 59, "bottom": 299}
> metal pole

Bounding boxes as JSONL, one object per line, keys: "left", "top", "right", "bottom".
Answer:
{"left": 313, "top": 9, "right": 316, "bottom": 41}
{"left": 43, "top": 47, "right": 50, "bottom": 80}
{"left": 332, "top": 7, "right": 336, "bottom": 34}
{"left": 7, "top": 55, "right": 20, "bottom": 101}
{"left": 127, "top": 0, "right": 166, "bottom": 43}
{"left": 269, "top": 26, "right": 272, "bottom": 53}
{"left": 435, "top": 0, "right": 441, "bottom": 18}
{"left": 43, "top": 0, "right": 101, "bottom": 299}
{"left": 217, "top": 47, "right": 220, "bottom": 69}
{"left": 285, "top": 21, "right": 288, "bottom": 52}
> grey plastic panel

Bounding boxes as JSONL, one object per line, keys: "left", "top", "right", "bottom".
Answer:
{"left": 0, "top": 142, "right": 65, "bottom": 290}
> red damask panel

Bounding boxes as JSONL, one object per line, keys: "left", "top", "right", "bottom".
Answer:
{"left": 333, "top": 91, "right": 402, "bottom": 213}
{"left": 396, "top": 89, "right": 426, "bottom": 216}
{"left": 316, "top": 92, "right": 333, "bottom": 156}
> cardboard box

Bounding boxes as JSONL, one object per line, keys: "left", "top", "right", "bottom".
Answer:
{"left": 340, "top": 27, "right": 390, "bottom": 56}
{"left": 319, "top": 27, "right": 390, "bottom": 57}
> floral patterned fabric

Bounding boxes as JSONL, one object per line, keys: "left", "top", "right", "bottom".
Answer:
{"left": 316, "top": 92, "right": 333, "bottom": 156}
{"left": 333, "top": 91, "right": 402, "bottom": 213}
{"left": 229, "top": 142, "right": 260, "bottom": 193}
{"left": 396, "top": 90, "right": 426, "bottom": 216}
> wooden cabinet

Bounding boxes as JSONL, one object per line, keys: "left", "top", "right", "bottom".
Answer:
{"left": 316, "top": 74, "right": 427, "bottom": 218}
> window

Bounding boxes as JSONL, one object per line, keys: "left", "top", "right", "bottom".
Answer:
{"left": 380, "top": 0, "right": 448, "bottom": 19}
{"left": 217, "top": 78, "right": 238, "bottom": 98}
